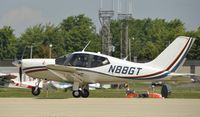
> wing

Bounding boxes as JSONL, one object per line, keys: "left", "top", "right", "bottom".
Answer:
{"left": 47, "top": 65, "right": 84, "bottom": 83}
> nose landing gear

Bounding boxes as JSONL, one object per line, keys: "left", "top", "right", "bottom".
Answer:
{"left": 31, "top": 80, "right": 41, "bottom": 96}
{"left": 31, "top": 87, "right": 41, "bottom": 96}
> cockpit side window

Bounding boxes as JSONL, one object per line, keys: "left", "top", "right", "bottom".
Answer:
{"left": 91, "top": 55, "right": 110, "bottom": 68}
{"left": 66, "top": 54, "right": 90, "bottom": 68}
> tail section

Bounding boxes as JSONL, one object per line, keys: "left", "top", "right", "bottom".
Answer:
{"left": 148, "top": 36, "right": 195, "bottom": 72}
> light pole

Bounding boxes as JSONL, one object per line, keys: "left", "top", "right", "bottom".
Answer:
{"left": 132, "top": 37, "right": 137, "bottom": 62}
{"left": 30, "top": 43, "right": 35, "bottom": 58}
{"left": 30, "top": 45, "right": 33, "bottom": 59}
{"left": 49, "top": 44, "right": 52, "bottom": 58}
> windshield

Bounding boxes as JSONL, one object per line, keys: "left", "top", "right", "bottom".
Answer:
{"left": 55, "top": 53, "right": 72, "bottom": 65}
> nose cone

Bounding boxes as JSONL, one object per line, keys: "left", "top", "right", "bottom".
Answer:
{"left": 12, "top": 60, "right": 22, "bottom": 67}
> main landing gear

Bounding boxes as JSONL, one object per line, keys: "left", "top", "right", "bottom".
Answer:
{"left": 72, "top": 82, "right": 90, "bottom": 98}
{"left": 152, "top": 82, "right": 171, "bottom": 98}
{"left": 72, "top": 89, "right": 89, "bottom": 98}
{"left": 161, "top": 84, "right": 171, "bottom": 98}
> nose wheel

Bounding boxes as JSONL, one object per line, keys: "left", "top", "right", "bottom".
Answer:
{"left": 31, "top": 80, "right": 41, "bottom": 96}
{"left": 31, "top": 87, "right": 41, "bottom": 96}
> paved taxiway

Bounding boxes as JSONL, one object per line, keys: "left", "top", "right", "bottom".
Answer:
{"left": 0, "top": 98, "right": 199, "bottom": 117}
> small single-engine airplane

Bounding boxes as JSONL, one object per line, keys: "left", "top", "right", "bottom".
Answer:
{"left": 13, "top": 36, "right": 196, "bottom": 98}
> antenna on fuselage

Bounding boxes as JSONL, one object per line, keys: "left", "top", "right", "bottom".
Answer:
{"left": 82, "top": 41, "right": 91, "bottom": 52}
{"left": 123, "top": 56, "right": 128, "bottom": 60}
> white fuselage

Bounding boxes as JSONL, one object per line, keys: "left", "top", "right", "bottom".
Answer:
{"left": 22, "top": 55, "right": 166, "bottom": 84}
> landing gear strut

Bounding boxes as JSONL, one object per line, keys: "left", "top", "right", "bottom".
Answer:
{"left": 31, "top": 80, "right": 41, "bottom": 96}
{"left": 72, "top": 82, "right": 90, "bottom": 98}
{"left": 31, "top": 87, "right": 41, "bottom": 96}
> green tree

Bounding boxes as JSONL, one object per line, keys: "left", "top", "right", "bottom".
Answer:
{"left": 60, "top": 14, "right": 100, "bottom": 53}
{"left": 111, "top": 18, "right": 187, "bottom": 61}
{"left": 187, "top": 27, "right": 200, "bottom": 60}
{"left": 0, "top": 26, "right": 17, "bottom": 59}
{"left": 18, "top": 24, "right": 65, "bottom": 58}
{"left": 15, "top": 16, "right": 199, "bottom": 60}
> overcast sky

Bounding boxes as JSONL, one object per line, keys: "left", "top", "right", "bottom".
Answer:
{"left": 0, "top": 0, "right": 199, "bottom": 37}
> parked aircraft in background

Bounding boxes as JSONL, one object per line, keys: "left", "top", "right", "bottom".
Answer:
{"left": 0, "top": 72, "right": 74, "bottom": 95}
{"left": 0, "top": 73, "right": 17, "bottom": 87}
{"left": 0, "top": 73, "right": 36, "bottom": 89}
{"left": 13, "top": 36, "right": 196, "bottom": 98}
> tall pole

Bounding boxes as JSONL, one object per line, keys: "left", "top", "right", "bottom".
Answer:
{"left": 120, "top": 23, "right": 123, "bottom": 59}
{"left": 128, "top": 37, "right": 131, "bottom": 61}
{"left": 100, "top": 0, "right": 103, "bottom": 9}
{"left": 118, "top": 0, "right": 133, "bottom": 61}
{"left": 112, "top": 0, "right": 114, "bottom": 11}
{"left": 99, "top": 8, "right": 114, "bottom": 55}
{"left": 49, "top": 44, "right": 52, "bottom": 58}
{"left": 30, "top": 45, "right": 33, "bottom": 59}
{"left": 125, "top": 22, "right": 128, "bottom": 59}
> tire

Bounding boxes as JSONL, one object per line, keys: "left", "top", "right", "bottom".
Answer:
{"left": 31, "top": 87, "right": 41, "bottom": 96}
{"left": 72, "top": 90, "right": 82, "bottom": 98}
{"left": 81, "top": 89, "right": 89, "bottom": 98}
{"left": 161, "top": 84, "right": 171, "bottom": 98}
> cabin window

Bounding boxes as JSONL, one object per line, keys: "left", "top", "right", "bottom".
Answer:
{"left": 91, "top": 55, "right": 109, "bottom": 67}
{"left": 64, "top": 53, "right": 110, "bottom": 68}
{"left": 67, "top": 54, "right": 90, "bottom": 67}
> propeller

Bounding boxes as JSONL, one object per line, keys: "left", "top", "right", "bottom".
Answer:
{"left": 12, "top": 46, "right": 26, "bottom": 83}
{"left": 19, "top": 63, "right": 22, "bottom": 83}
{"left": 12, "top": 59, "right": 23, "bottom": 83}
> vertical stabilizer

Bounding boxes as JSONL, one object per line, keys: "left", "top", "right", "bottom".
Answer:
{"left": 148, "top": 36, "right": 195, "bottom": 72}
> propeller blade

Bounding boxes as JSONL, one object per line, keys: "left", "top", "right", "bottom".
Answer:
{"left": 19, "top": 67, "right": 22, "bottom": 83}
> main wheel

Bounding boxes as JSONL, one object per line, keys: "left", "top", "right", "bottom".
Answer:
{"left": 72, "top": 90, "right": 82, "bottom": 98}
{"left": 81, "top": 89, "right": 89, "bottom": 98}
{"left": 31, "top": 87, "right": 41, "bottom": 96}
{"left": 161, "top": 84, "right": 171, "bottom": 98}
